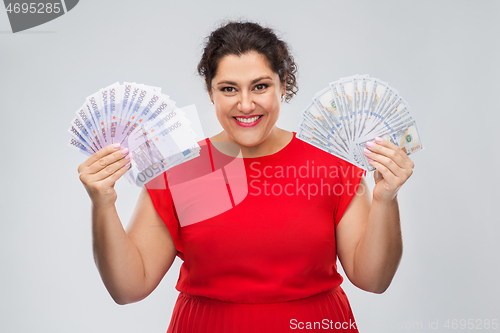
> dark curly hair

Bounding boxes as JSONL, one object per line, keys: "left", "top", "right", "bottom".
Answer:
{"left": 197, "top": 21, "right": 298, "bottom": 103}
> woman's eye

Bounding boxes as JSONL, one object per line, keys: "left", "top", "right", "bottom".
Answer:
{"left": 221, "top": 87, "right": 236, "bottom": 93}
{"left": 254, "top": 84, "right": 268, "bottom": 91}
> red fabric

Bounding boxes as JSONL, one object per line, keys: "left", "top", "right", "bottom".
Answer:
{"left": 145, "top": 132, "right": 364, "bottom": 332}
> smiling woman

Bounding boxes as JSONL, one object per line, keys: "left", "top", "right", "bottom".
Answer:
{"left": 198, "top": 21, "right": 298, "bottom": 157}
{"left": 81, "top": 20, "right": 414, "bottom": 333}
{"left": 209, "top": 51, "right": 288, "bottom": 152}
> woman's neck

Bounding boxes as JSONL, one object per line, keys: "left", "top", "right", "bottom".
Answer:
{"left": 210, "top": 127, "right": 293, "bottom": 158}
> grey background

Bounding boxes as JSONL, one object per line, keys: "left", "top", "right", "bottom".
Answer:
{"left": 1, "top": 0, "right": 499, "bottom": 332}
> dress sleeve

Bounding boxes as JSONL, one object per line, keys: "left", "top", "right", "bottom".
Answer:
{"left": 333, "top": 158, "right": 366, "bottom": 228}
{"left": 144, "top": 172, "right": 183, "bottom": 256}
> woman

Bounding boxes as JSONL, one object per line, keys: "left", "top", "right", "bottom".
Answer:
{"left": 78, "top": 21, "right": 414, "bottom": 332}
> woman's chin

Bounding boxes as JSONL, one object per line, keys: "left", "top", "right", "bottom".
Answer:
{"left": 229, "top": 131, "right": 266, "bottom": 148}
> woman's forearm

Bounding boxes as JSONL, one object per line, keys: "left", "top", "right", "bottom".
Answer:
{"left": 352, "top": 197, "right": 403, "bottom": 293}
{"left": 91, "top": 203, "right": 147, "bottom": 304}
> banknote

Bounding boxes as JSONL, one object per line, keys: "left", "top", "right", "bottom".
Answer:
{"left": 128, "top": 114, "right": 197, "bottom": 162}
{"left": 128, "top": 96, "right": 179, "bottom": 141}
{"left": 356, "top": 121, "right": 423, "bottom": 171}
{"left": 126, "top": 130, "right": 198, "bottom": 186}
{"left": 69, "top": 117, "right": 99, "bottom": 152}
{"left": 107, "top": 82, "right": 122, "bottom": 143}
{"left": 85, "top": 92, "right": 109, "bottom": 146}
{"left": 312, "top": 87, "right": 349, "bottom": 146}
{"left": 76, "top": 105, "right": 103, "bottom": 150}
{"left": 296, "top": 127, "right": 344, "bottom": 157}
{"left": 298, "top": 75, "right": 423, "bottom": 171}
{"left": 68, "top": 137, "right": 94, "bottom": 156}
{"left": 299, "top": 118, "right": 349, "bottom": 159}
{"left": 68, "top": 82, "right": 201, "bottom": 187}
{"left": 68, "top": 126, "right": 96, "bottom": 154}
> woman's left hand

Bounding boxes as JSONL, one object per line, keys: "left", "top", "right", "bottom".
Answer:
{"left": 363, "top": 137, "right": 415, "bottom": 203}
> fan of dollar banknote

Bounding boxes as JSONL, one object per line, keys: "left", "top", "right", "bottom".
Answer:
{"left": 297, "top": 74, "right": 423, "bottom": 171}
{"left": 68, "top": 82, "right": 201, "bottom": 186}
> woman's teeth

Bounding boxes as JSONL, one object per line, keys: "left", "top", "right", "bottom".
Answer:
{"left": 235, "top": 116, "right": 261, "bottom": 123}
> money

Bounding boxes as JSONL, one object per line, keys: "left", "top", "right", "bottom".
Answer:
{"left": 298, "top": 75, "right": 423, "bottom": 171}
{"left": 68, "top": 82, "right": 201, "bottom": 186}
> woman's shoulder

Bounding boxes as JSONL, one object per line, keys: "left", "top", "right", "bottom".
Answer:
{"left": 289, "top": 131, "right": 335, "bottom": 159}
{"left": 290, "top": 133, "right": 364, "bottom": 171}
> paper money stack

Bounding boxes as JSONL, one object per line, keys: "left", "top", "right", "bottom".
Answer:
{"left": 297, "top": 75, "right": 423, "bottom": 171}
{"left": 68, "top": 82, "right": 200, "bottom": 186}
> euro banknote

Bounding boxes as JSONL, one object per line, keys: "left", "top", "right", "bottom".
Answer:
{"left": 68, "top": 82, "right": 201, "bottom": 186}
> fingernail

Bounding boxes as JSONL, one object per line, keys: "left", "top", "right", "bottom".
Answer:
{"left": 375, "top": 137, "right": 383, "bottom": 143}
{"left": 113, "top": 143, "right": 121, "bottom": 148}
{"left": 125, "top": 153, "right": 131, "bottom": 160}
{"left": 125, "top": 161, "right": 131, "bottom": 167}
{"left": 121, "top": 148, "right": 129, "bottom": 155}
{"left": 363, "top": 148, "right": 372, "bottom": 154}
{"left": 368, "top": 158, "right": 374, "bottom": 161}
{"left": 366, "top": 141, "right": 375, "bottom": 148}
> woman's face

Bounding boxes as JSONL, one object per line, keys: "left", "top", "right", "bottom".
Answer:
{"left": 209, "top": 51, "right": 285, "bottom": 147}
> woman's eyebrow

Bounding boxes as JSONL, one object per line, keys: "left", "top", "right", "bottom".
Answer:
{"left": 250, "top": 76, "right": 272, "bottom": 84}
{"left": 216, "top": 76, "right": 273, "bottom": 86}
{"left": 216, "top": 80, "right": 238, "bottom": 86}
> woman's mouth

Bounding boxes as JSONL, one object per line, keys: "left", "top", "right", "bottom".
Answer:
{"left": 233, "top": 115, "right": 263, "bottom": 127}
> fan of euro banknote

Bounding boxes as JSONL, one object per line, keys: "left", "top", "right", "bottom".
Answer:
{"left": 297, "top": 74, "right": 423, "bottom": 171}
{"left": 68, "top": 82, "right": 200, "bottom": 186}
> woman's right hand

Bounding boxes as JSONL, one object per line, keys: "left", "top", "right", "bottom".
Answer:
{"left": 78, "top": 143, "right": 132, "bottom": 209}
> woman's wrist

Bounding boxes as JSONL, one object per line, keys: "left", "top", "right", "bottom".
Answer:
{"left": 372, "top": 194, "right": 399, "bottom": 207}
{"left": 91, "top": 199, "right": 117, "bottom": 211}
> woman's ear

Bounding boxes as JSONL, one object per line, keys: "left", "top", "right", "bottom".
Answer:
{"left": 206, "top": 78, "right": 214, "bottom": 104}
{"left": 208, "top": 92, "right": 214, "bottom": 104}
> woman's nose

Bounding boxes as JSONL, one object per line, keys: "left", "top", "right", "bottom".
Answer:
{"left": 237, "top": 92, "right": 255, "bottom": 113}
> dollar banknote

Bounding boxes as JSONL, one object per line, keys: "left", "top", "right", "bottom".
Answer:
{"left": 298, "top": 75, "right": 423, "bottom": 171}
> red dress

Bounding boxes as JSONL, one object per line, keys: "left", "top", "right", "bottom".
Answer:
{"left": 145, "top": 132, "right": 365, "bottom": 332}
